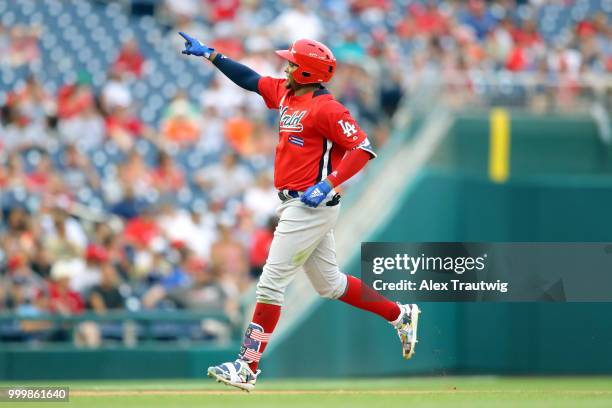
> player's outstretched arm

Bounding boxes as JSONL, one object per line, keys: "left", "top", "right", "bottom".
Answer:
{"left": 179, "top": 32, "right": 261, "bottom": 94}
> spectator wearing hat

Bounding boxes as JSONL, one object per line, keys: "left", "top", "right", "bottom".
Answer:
{"left": 101, "top": 69, "right": 133, "bottom": 114}
{"left": 47, "top": 259, "right": 85, "bottom": 315}
{"left": 57, "top": 75, "right": 95, "bottom": 120}
{"left": 47, "top": 259, "right": 100, "bottom": 347}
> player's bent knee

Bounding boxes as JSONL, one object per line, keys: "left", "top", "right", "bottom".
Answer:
{"left": 316, "top": 287, "right": 337, "bottom": 299}
{"left": 315, "top": 273, "right": 347, "bottom": 300}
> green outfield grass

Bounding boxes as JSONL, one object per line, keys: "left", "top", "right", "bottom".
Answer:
{"left": 2, "top": 377, "right": 612, "bottom": 408}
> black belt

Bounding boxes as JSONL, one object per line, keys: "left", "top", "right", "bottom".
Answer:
{"left": 277, "top": 190, "right": 341, "bottom": 206}
{"left": 278, "top": 190, "right": 301, "bottom": 201}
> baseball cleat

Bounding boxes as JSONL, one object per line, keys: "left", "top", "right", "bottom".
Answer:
{"left": 207, "top": 359, "right": 260, "bottom": 392}
{"left": 393, "top": 303, "right": 420, "bottom": 359}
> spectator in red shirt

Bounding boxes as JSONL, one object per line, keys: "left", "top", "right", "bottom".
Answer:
{"left": 575, "top": 19, "right": 597, "bottom": 38}
{"left": 151, "top": 151, "right": 185, "bottom": 194}
{"left": 410, "top": 2, "right": 448, "bottom": 36}
{"left": 47, "top": 259, "right": 85, "bottom": 315}
{"left": 47, "top": 259, "right": 103, "bottom": 346}
{"left": 105, "top": 106, "right": 145, "bottom": 151}
{"left": 396, "top": 13, "right": 417, "bottom": 40}
{"left": 506, "top": 45, "right": 529, "bottom": 72}
{"left": 210, "top": 22, "right": 244, "bottom": 60}
{"left": 123, "top": 206, "right": 162, "bottom": 249}
{"left": 57, "top": 77, "right": 95, "bottom": 120}
{"left": 26, "top": 152, "right": 54, "bottom": 193}
{"left": 350, "top": 0, "right": 391, "bottom": 15}
{"left": 249, "top": 216, "right": 278, "bottom": 278}
{"left": 512, "top": 19, "right": 543, "bottom": 49}
{"left": 112, "top": 38, "right": 145, "bottom": 78}
{"left": 206, "top": 0, "right": 240, "bottom": 22}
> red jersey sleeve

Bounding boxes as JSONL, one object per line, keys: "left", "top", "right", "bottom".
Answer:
{"left": 257, "top": 77, "right": 287, "bottom": 110}
{"left": 316, "top": 100, "right": 367, "bottom": 150}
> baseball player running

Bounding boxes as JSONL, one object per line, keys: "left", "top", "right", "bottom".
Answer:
{"left": 179, "top": 32, "right": 420, "bottom": 391}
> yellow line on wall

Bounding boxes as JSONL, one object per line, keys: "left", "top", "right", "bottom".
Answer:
{"left": 489, "top": 108, "right": 510, "bottom": 183}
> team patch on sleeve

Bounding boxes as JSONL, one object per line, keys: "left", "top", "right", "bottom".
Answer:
{"left": 288, "top": 135, "right": 304, "bottom": 147}
{"left": 338, "top": 119, "right": 359, "bottom": 141}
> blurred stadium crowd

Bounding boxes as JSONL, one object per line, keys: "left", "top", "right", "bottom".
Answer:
{"left": 0, "top": 0, "right": 610, "bottom": 344}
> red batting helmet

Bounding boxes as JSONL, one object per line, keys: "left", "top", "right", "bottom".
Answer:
{"left": 275, "top": 39, "right": 336, "bottom": 84}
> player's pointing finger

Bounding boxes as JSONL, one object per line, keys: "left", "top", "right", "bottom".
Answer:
{"left": 178, "top": 32, "right": 192, "bottom": 43}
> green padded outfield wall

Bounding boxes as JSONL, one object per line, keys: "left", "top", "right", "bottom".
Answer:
{"left": 0, "top": 345, "right": 240, "bottom": 380}
{"left": 430, "top": 113, "right": 612, "bottom": 176}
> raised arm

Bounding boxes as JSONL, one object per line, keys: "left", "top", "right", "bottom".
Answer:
{"left": 179, "top": 32, "right": 261, "bottom": 93}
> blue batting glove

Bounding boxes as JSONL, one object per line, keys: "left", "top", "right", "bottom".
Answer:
{"left": 301, "top": 180, "right": 333, "bottom": 208}
{"left": 178, "top": 32, "right": 214, "bottom": 58}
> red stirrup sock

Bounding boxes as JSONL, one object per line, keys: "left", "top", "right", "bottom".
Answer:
{"left": 239, "top": 302, "right": 281, "bottom": 372}
{"left": 339, "top": 275, "right": 401, "bottom": 322}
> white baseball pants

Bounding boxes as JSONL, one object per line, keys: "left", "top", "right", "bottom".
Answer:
{"left": 255, "top": 198, "right": 347, "bottom": 305}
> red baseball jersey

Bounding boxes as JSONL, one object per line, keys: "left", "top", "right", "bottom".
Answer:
{"left": 258, "top": 77, "right": 370, "bottom": 191}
